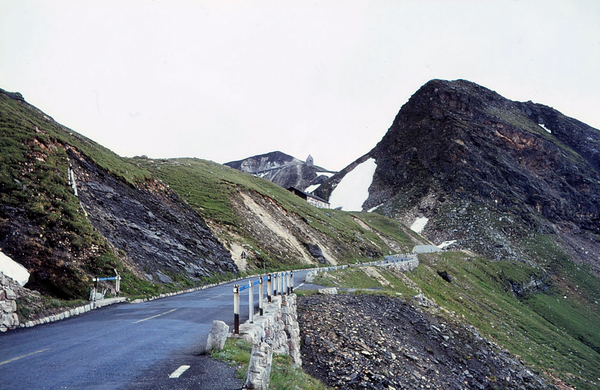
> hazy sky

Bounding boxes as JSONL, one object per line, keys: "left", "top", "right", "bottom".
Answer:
{"left": 2, "top": 0, "right": 599, "bottom": 170}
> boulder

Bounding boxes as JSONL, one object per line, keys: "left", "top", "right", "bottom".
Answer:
{"left": 318, "top": 287, "right": 338, "bottom": 295}
{"left": 205, "top": 320, "right": 229, "bottom": 351}
{"left": 304, "top": 270, "right": 318, "bottom": 283}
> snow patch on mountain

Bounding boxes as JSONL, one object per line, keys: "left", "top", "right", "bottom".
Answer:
{"left": 410, "top": 217, "right": 429, "bottom": 234}
{"left": 305, "top": 184, "right": 320, "bottom": 193}
{"left": 539, "top": 123, "right": 552, "bottom": 133}
{"left": 0, "top": 251, "right": 30, "bottom": 286}
{"left": 329, "top": 158, "right": 377, "bottom": 211}
{"left": 438, "top": 240, "right": 457, "bottom": 249}
{"left": 316, "top": 172, "right": 335, "bottom": 178}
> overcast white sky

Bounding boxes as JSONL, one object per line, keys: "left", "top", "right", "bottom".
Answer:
{"left": 2, "top": 0, "right": 599, "bottom": 170}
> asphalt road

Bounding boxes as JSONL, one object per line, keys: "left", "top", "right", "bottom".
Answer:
{"left": 0, "top": 270, "right": 310, "bottom": 390}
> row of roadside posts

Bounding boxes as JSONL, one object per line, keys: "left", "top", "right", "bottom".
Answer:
{"left": 233, "top": 271, "right": 294, "bottom": 335}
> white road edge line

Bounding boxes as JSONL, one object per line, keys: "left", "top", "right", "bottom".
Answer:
{"left": 133, "top": 308, "right": 178, "bottom": 324}
{"left": 296, "top": 283, "right": 305, "bottom": 289}
{"left": 169, "top": 365, "right": 190, "bottom": 379}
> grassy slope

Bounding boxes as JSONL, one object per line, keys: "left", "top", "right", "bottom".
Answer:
{"left": 2, "top": 89, "right": 416, "bottom": 301}
{"left": 130, "top": 157, "right": 416, "bottom": 269}
{"left": 313, "top": 248, "right": 600, "bottom": 389}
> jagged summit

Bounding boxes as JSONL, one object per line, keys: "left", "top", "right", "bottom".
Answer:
{"left": 316, "top": 79, "right": 600, "bottom": 273}
{"left": 225, "top": 151, "right": 302, "bottom": 173}
{"left": 225, "top": 151, "right": 335, "bottom": 192}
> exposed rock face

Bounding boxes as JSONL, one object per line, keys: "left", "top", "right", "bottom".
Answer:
{"left": 69, "top": 149, "right": 237, "bottom": 282}
{"left": 299, "top": 294, "right": 554, "bottom": 389}
{"left": 225, "top": 151, "right": 335, "bottom": 191}
{"left": 315, "top": 79, "right": 600, "bottom": 273}
{"left": 0, "top": 88, "right": 238, "bottom": 299}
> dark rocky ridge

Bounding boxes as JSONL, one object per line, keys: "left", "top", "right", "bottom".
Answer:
{"left": 299, "top": 294, "right": 554, "bottom": 390}
{"left": 316, "top": 79, "right": 600, "bottom": 273}
{"left": 69, "top": 148, "right": 237, "bottom": 283}
{"left": 225, "top": 151, "right": 336, "bottom": 191}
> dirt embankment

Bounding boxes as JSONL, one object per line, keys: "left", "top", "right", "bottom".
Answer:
{"left": 299, "top": 294, "right": 554, "bottom": 390}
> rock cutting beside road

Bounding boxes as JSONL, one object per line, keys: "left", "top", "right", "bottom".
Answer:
{"left": 298, "top": 293, "right": 553, "bottom": 389}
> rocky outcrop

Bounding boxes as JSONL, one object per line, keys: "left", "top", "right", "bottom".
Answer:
{"left": 315, "top": 79, "right": 600, "bottom": 273}
{"left": 205, "top": 320, "right": 230, "bottom": 352}
{"left": 69, "top": 148, "right": 237, "bottom": 283}
{"left": 0, "top": 88, "right": 239, "bottom": 300}
{"left": 299, "top": 294, "right": 554, "bottom": 389}
{"left": 225, "top": 151, "right": 335, "bottom": 192}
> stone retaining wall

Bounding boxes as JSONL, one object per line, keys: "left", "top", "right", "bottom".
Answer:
{"left": 0, "top": 272, "right": 20, "bottom": 332}
{"left": 305, "top": 254, "right": 419, "bottom": 283}
{"left": 237, "top": 293, "right": 301, "bottom": 389}
{"left": 386, "top": 258, "right": 419, "bottom": 272}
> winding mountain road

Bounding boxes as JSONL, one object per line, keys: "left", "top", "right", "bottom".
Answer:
{"left": 0, "top": 270, "right": 310, "bottom": 390}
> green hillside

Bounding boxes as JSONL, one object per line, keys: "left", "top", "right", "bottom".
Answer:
{"left": 130, "top": 156, "right": 417, "bottom": 272}
{"left": 1, "top": 88, "right": 418, "bottom": 304}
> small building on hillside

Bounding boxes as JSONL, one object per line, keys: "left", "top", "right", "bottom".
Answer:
{"left": 306, "top": 155, "right": 314, "bottom": 166}
{"left": 288, "top": 187, "right": 330, "bottom": 209}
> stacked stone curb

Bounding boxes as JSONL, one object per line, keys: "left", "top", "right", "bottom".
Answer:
{"left": 237, "top": 293, "right": 302, "bottom": 390}
{"left": 1, "top": 272, "right": 20, "bottom": 332}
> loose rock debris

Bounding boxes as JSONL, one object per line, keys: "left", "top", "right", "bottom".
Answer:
{"left": 298, "top": 294, "right": 554, "bottom": 389}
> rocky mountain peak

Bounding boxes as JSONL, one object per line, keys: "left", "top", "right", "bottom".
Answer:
{"left": 225, "top": 151, "right": 335, "bottom": 192}
{"left": 318, "top": 79, "right": 600, "bottom": 273}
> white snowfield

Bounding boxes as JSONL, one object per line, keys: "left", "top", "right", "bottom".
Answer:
{"left": 438, "top": 240, "right": 457, "bottom": 249}
{"left": 410, "top": 217, "right": 429, "bottom": 234}
{"left": 0, "top": 251, "right": 30, "bottom": 286}
{"left": 329, "top": 158, "right": 377, "bottom": 211}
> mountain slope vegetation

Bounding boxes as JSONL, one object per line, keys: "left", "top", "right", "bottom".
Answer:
{"left": 2, "top": 81, "right": 599, "bottom": 389}
{"left": 0, "top": 87, "right": 418, "bottom": 305}
{"left": 310, "top": 79, "right": 600, "bottom": 389}
{"left": 130, "top": 156, "right": 418, "bottom": 273}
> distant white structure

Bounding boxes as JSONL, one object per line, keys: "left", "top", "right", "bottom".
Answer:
{"left": 306, "top": 154, "right": 314, "bottom": 166}
{"left": 412, "top": 245, "right": 441, "bottom": 254}
{"left": 0, "top": 251, "right": 30, "bottom": 286}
